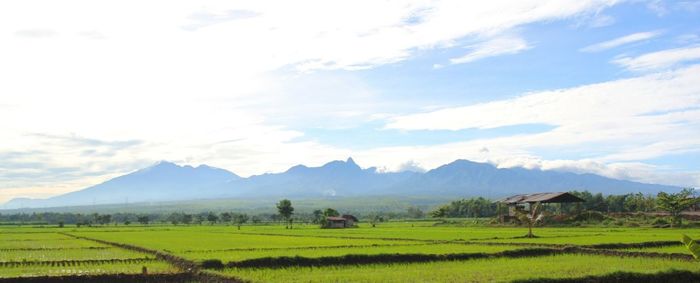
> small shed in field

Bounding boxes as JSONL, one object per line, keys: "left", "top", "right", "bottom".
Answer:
{"left": 341, "top": 214, "right": 358, "bottom": 227}
{"left": 324, "top": 214, "right": 358, "bottom": 228}
{"left": 497, "top": 192, "right": 585, "bottom": 220}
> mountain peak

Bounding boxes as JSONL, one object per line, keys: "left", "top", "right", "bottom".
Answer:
{"left": 321, "top": 157, "right": 362, "bottom": 170}
{"left": 151, "top": 160, "right": 179, "bottom": 168}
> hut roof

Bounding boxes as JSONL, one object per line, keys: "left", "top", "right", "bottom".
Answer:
{"left": 341, "top": 214, "right": 358, "bottom": 222}
{"left": 326, "top": 216, "right": 346, "bottom": 221}
{"left": 498, "top": 192, "right": 585, "bottom": 204}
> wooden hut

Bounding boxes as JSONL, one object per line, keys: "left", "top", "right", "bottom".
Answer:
{"left": 497, "top": 192, "right": 585, "bottom": 222}
{"left": 324, "top": 214, "right": 358, "bottom": 228}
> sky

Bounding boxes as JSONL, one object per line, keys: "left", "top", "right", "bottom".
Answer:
{"left": 1, "top": 0, "right": 699, "bottom": 203}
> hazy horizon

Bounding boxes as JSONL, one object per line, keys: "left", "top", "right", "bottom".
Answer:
{"left": 2, "top": 1, "right": 699, "bottom": 203}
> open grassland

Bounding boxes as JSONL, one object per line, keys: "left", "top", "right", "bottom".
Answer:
{"left": 220, "top": 254, "right": 700, "bottom": 283}
{"left": 1, "top": 223, "right": 699, "bottom": 282}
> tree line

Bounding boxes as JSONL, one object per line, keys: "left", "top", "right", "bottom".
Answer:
{"left": 429, "top": 189, "right": 697, "bottom": 222}
{"left": 3, "top": 189, "right": 694, "bottom": 226}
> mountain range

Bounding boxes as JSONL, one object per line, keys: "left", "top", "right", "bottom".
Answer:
{"left": 3, "top": 158, "right": 677, "bottom": 209}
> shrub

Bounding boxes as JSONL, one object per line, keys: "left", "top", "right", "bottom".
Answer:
{"left": 571, "top": 211, "right": 607, "bottom": 222}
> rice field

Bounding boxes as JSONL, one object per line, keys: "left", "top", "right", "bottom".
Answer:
{"left": 182, "top": 243, "right": 522, "bottom": 263}
{"left": 0, "top": 231, "right": 178, "bottom": 280}
{"left": 623, "top": 245, "right": 689, "bottom": 254}
{"left": 1, "top": 223, "right": 699, "bottom": 282}
{"left": 220, "top": 254, "right": 700, "bottom": 283}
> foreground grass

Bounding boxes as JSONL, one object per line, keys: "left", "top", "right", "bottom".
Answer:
{"left": 220, "top": 254, "right": 700, "bottom": 283}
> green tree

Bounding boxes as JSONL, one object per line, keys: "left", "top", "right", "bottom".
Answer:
{"left": 323, "top": 208, "right": 339, "bottom": 217}
{"left": 368, "top": 214, "right": 384, "bottom": 228}
{"left": 312, "top": 209, "right": 323, "bottom": 224}
{"left": 318, "top": 208, "right": 339, "bottom": 227}
{"left": 97, "top": 214, "right": 111, "bottom": 225}
{"left": 137, "top": 215, "right": 149, "bottom": 225}
{"left": 207, "top": 212, "right": 219, "bottom": 225}
{"left": 657, "top": 188, "right": 698, "bottom": 227}
{"left": 182, "top": 214, "right": 193, "bottom": 225}
{"left": 220, "top": 212, "right": 233, "bottom": 224}
{"left": 195, "top": 214, "right": 206, "bottom": 225}
{"left": 167, "top": 213, "right": 182, "bottom": 225}
{"left": 233, "top": 213, "right": 249, "bottom": 230}
{"left": 277, "top": 199, "right": 294, "bottom": 229}
{"left": 407, "top": 206, "right": 425, "bottom": 219}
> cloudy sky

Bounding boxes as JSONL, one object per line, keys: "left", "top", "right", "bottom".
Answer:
{"left": 1, "top": 0, "right": 699, "bottom": 203}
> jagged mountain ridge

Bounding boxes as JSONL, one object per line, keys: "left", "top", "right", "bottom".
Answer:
{"left": 3, "top": 158, "right": 677, "bottom": 209}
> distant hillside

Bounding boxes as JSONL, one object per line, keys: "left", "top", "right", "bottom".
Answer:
{"left": 5, "top": 161, "right": 241, "bottom": 208}
{"left": 393, "top": 160, "right": 674, "bottom": 197}
{"left": 2, "top": 158, "right": 678, "bottom": 209}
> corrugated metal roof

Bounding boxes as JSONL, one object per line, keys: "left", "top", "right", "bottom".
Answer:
{"left": 497, "top": 192, "right": 585, "bottom": 204}
{"left": 326, "top": 217, "right": 346, "bottom": 221}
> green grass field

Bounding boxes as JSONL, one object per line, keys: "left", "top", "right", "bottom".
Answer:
{"left": 0, "top": 248, "right": 153, "bottom": 262}
{"left": 0, "top": 223, "right": 698, "bottom": 282}
{"left": 0, "top": 231, "right": 177, "bottom": 279}
{"left": 182, "top": 243, "right": 521, "bottom": 263}
{"left": 624, "top": 245, "right": 689, "bottom": 254}
{"left": 220, "top": 254, "right": 700, "bottom": 283}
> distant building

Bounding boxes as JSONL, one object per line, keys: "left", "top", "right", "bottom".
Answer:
{"left": 497, "top": 192, "right": 585, "bottom": 222}
{"left": 324, "top": 214, "right": 358, "bottom": 228}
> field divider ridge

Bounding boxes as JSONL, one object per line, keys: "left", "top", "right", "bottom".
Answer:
{"left": 581, "top": 240, "right": 682, "bottom": 250}
{"left": 218, "top": 247, "right": 563, "bottom": 269}
{"left": 209, "top": 244, "right": 695, "bottom": 270}
{"left": 563, "top": 246, "right": 695, "bottom": 261}
{"left": 59, "top": 232, "right": 246, "bottom": 283}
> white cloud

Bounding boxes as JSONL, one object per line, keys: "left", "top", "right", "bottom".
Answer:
{"left": 449, "top": 35, "right": 531, "bottom": 65}
{"left": 3, "top": 0, "right": 665, "bottom": 202}
{"left": 613, "top": 45, "right": 700, "bottom": 71}
{"left": 588, "top": 14, "right": 616, "bottom": 27}
{"left": 386, "top": 64, "right": 700, "bottom": 131}
{"left": 381, "top": 64, "right": 700, "bottom": 186}
{"left": 580, "top": 30, "right": 662, "bottom": 52}
{"left": 395, "top": 160, "right": 427, "bottom": 173}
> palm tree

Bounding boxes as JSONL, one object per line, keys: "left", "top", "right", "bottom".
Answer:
{"left": 515, "top": 202, "right": 544, "bottom": 238}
